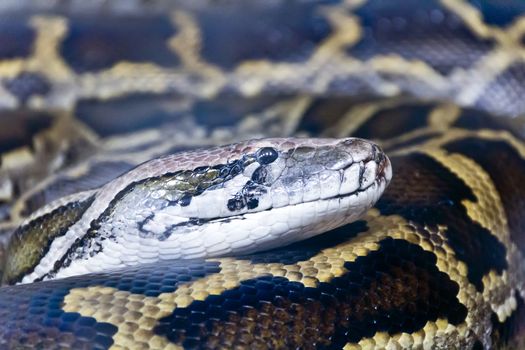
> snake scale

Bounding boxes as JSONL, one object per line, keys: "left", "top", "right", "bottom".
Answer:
{"left": 0, "top": 0, "right": 525, "bottom": 349}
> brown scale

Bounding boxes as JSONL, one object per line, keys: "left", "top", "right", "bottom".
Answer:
{"left": 2, "top": 195, "right": 95, "bottom": 285}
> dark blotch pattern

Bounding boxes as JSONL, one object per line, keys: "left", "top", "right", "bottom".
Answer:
{"left": 0, "top": 18, "right": 34, "bottom": 59}
{"left": 193, "top": 96, "right": 282, "bottom": 129}
{"left": 297, "top": 97, "right": 358, "bottom": 136}
{"left": 350, "top": 0, "right": 495, "bottom": 75}
{"left": 227, "top": 180, "right": 267, "bottom": 212}
{"left": 75, "top": 94, "right": 285, "bottom": 138}
{"left": 352, "top": 104, "right": 433, "bottom": 141}
{"left": 468, "top": 0, "right": 525, "bottom": 26}
{"left": 0, "top": 292, "right": 117, "bottom": 350}
{"left": 4, "top": 72, "right": 51, "bottom": 103}
{"left": 61, "top": 16, "right": 178, "bottom": 73}
{"left": 444, "top": 138, "right": 525, "bottom": 256}
{"left": 0, "top": 260, "right": 222, "bottom": 348}
{"left": 197, "top": 2, "right": 331, "bottom": 69}
{"left": 75, "top": 94, "right": 185, "bottom": 137}
{"left": 97, "top": 260, "right": 222, "bottom": 297}
{"left": 251, "top": 166, "right": 268, "bottom": 185}
{"left": 154, "top": 238, "right": 467, "bottom": 348}
{"left": 376, "top": 153, "right": 507, "bottom": 292}
{"left": 453, "top": 108, "right": 521, "bottom": 138}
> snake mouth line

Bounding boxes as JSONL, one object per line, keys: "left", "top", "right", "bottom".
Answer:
{"left": 179, "top": 174, "right": 389, "bottom": 230}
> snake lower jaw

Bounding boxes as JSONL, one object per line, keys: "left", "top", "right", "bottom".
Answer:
{"left": 203, "top": 175, "right": 389, "bottom": 257}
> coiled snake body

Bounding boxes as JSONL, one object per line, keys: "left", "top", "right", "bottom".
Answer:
{"left": 0, "top": 1, "right": 525, "bottom": 349}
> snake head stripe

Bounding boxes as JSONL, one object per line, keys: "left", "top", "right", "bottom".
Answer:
{"left": 5, "top": 137, "right": 391, "bottom": 284}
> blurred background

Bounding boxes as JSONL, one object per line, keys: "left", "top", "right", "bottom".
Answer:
{"left": 0, "top": 0, "right": 524, "bottom": 237}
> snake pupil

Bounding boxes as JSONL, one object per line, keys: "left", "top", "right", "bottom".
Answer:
{"left": 256, "top": 147, "right": 278, "bottom": 164}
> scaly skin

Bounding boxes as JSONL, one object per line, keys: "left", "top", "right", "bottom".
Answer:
{"left": 0, "top": 1, "right": 524, "bottom": 349}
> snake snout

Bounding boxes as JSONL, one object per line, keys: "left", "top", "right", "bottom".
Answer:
{"left": 332, "top": 138, "right": 391, "bottom": 196}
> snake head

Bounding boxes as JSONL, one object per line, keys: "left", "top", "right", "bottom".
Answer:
{"left": 101, "top": 137, "right": 392, "bottom": 259}
{"left": 11, "top": 137, "right": 391, "bottom": 283}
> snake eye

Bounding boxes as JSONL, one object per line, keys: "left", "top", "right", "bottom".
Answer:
{"left": 256, "top": 147, "right": 278, "bottom": 165}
